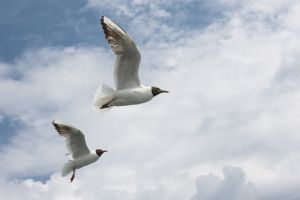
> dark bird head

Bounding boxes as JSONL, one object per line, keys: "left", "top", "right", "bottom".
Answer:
{"left": 151, "top": 87, "right": 169, "bottom": 97}
{"left": 96, "top": 149, "right": 107, "bottom": 157}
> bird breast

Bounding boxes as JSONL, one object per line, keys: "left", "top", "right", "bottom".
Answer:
{"left": 114, "top": 87, "right": 153, "bottom": 105}
{"left": 73, "top": 153, "right": 99, "bottom": 169}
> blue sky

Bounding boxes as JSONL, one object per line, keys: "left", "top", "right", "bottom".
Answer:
{"left": 1, "top": 0, "right": 300, "bottom": 200}
{"left": 0, "top": 0, "right": 232, "bottom": 62}
{"left": 0, "top": 116, "right": 23, "bottom": 145}
{"left": 0, "top": 0, "right": 100, "bottom": 62}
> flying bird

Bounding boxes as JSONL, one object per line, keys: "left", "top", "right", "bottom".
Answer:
{"left": 52, "top": 120, "right": 107, "bottom": 182}
{"left": 93, "top": 16, "right": 169, "bottom": 109}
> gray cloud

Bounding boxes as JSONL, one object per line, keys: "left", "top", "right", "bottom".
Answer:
{"left": 191, "top": 166, "right": 300, "bottom": 200}
{"left": 191, "top": 166, "right": 256, "bottom": 200}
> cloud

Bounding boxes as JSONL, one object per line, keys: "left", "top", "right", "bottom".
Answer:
{"left": 191, "top": 166, "right": 300, "bottom": 200}
{"left": 191, "top": 166, "right": 256, "bottom": 200}
{"left": 1, "top": 0, "right": 300, "bottom": 199}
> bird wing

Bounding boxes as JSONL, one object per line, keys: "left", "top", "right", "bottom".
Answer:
{"left": 101, "top": 16, "right": 141, "bottom": 90}
{"left": 52, "top": 120, "right": 90, "bottom": 159}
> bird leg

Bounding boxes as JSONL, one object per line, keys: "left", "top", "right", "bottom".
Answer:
{"left": 100, "top": 98, "right": 116, "bottom": 109}
{"left": 70, "top": 167, "right": 76, "bottom": 182}
{"left": 100, "top": 103, "right": 111, "bottom": 109}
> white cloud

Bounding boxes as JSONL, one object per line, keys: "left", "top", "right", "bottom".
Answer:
{"left": 1, "top": 0, "right": 300, "bottom": 199}
{"left": 191, "top": 165, "right": 300, "bottom": 200}
{"left": 191, "top": 166, "right": 256, "bottom": 200}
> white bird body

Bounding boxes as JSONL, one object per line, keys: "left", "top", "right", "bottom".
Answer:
{"left": 113, "top": 86, "right": 153, "bottom": 106}
{"left": 72, "top": 150, "right": 99, "bottom": 169}
{"left": 52, "top": 120, "right": 107, "bottom": 182}
{"left": 93, "top": 16, "right": 168, "bottom": 110}
{"left": 95, "top": 85, "right": 153, "bottom": 107}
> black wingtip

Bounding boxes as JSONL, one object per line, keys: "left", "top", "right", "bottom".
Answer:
{"left": 100, "top": 16, "right": 109, "bottom": 38}
{"left": 51, "top": 121, "right": 65, "bottom": 136}
{"left": 52, "top": 121, "right": 58, "bottom": 129}
{"left": 52, "top": 120, "right": 56, "bottom": 127}
{"left": 52, "top": 120, "right": 61, "bottom": 131}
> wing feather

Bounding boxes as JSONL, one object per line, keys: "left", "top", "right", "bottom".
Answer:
{"left": 52, "top": 120, "right": 90, "bottom": 159}
{"left": 101, "top": 16, "right": 141, "bottom": 90}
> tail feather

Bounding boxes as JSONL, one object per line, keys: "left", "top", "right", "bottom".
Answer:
{"left": 93, "top": 84, "right": 115, "bottom": 109}
{"left": 101, "top": 83, "right": 114, "bottom": 93}
{"left": 61, "top": 160, "right": 75, "bottom": 177}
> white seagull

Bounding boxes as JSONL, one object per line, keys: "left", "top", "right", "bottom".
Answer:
{"left": 93, "top": 16, "right": 169, "bottom": 109}
{"left": 52, "top": 120, "right": 107, "bottom": 182}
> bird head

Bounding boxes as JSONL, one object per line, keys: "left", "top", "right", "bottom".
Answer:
{"left": 96, "top": 149, "right": 107, "bottom": 157}
{"left": 151, "top": 86, "right": 169, "bottom": 97}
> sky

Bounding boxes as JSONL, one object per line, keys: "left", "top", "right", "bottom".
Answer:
{"left": 1, "top": 0, "right": 300, "bottom": 199}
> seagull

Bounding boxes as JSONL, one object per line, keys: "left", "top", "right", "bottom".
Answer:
{"left": 52, "top": 120, "right": 107, "bottom": 182}
{"left": 93, "top": 16, "right": 169, "bottom": 109}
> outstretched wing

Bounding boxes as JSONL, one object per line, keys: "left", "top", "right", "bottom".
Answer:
{"left": 101, "top": 16, "right": 141, "bottom": 90}
{"left": 52, "top": 120, "right": 90, "bottom": 159}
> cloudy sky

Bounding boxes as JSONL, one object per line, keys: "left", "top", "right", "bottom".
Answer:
{"left": 1, "top": 0, "right": 300, "bottom": 199}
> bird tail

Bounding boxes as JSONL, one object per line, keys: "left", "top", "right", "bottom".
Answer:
{"left": 61, "top": 160, "right": 75, "bottom": 177}
{"left": 93, "top": 83, "right": 115, "bottom": 110}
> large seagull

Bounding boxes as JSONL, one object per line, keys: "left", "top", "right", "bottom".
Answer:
{"left": 52, "top": 120, "right": 107, "bottom": 182}
{"left": 94, "top": 16, "right": 168, "bottom": 109}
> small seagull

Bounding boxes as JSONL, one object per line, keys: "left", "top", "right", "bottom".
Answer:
{"left": 52, "top": 120, "right": 107, "bottom": 182}
{"left": 93, "top": 16, "right": 169, "bottom": 109}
